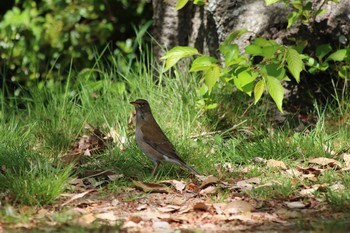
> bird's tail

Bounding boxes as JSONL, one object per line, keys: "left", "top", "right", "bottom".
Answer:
{"left": 181, "top": 162, "right": 201, "bottom": 176}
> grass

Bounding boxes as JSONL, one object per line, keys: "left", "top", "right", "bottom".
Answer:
{"left": 1, "top": 46, "right": 350, "bottom": 232}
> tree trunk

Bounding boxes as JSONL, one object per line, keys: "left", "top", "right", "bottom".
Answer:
{"left": 151, "top": 0, "right": 350, "bottom": 58}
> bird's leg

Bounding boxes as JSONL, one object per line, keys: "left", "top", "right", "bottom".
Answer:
{"left": 151, "top": 161, "right": 160, "bottom": 176}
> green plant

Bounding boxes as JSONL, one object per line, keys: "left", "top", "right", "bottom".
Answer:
{"left": 265, "top": 0, "right": 340, "bottom": 28}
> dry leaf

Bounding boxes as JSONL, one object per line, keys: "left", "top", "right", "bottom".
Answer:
{"left": 185, "top": 183, "right": 200, "bottom": 193}
{"left": 285, "top": 201, "right": 306, "bottom": 209}
{"left": 78, "top": 214, "right": 96, "bottom": 225}
{"left": 161, "top": 180, "right": 186, "bottom": 192}
{"left": 235, "top": 177, "right": 261, "bottom": 191}
{"left": 308, "top": 157, "right": 342, "bottom": 169}
{"left": 199, "top": 175, "right": 219, "bottom": 189}
{"left": 223, "top": 200, "right": 254, "bottom": 214}
{"left": 128, "top": 216, "right": 142, "bottom": 223}
{"left": 343, "top": 153, "right": 350, "bottom": 167}
{"left": 299, "top": 187, "right": 318, "bottom": 197}
{"left": 157, "top": 205, "right": 180, "bottom": 213}
{"left": 95, "top": 212, "right": 118, "bottom": 221}
{"left": 266, "top": 159, "right": 287, "bottom": 170}
{"left": 199, "top": 186, "right": 217, "bottom": 195}
{"left": 285, "top": 168, "right": 303, "bottom": 177}
{"left": 297, "top": 167, "right": 321, "bottom": 176}
{"left": 193, "top": 202, "right": 210, "bottom": 211}
{"left": 61, "top": 190, "right": 94, "bottom": 207}
{"left": 136, "top": 204, "right": 148, "bottom": 211}
{"left": 132, "top": 180, "right": 172, "bottom": 193}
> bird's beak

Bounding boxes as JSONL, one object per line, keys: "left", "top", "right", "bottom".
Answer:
{"left": 130, "top": 101, "right": 138, "bottom": 106}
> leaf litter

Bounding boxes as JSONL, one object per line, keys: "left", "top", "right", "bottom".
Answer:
{"left": 3, "top": 129, "right": 350, "bottom": 232}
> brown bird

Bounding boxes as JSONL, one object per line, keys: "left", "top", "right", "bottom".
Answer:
{"left": 130, "top": 99, "right": 200, "bottom": 176}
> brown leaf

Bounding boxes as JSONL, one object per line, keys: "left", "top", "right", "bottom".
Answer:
{"left": 193, "top": 202, "right": 210, "bottom": 211}
{"left": 61, "top": 190, "right": 94, "bottom": 207}
{"left": 285, "top": 201, "right": 306, "bottom": 209}
{"left": 266, "top": 159, "right": 287, "bottom": 170}
{"left": 161, "top": 180, "right": 186, "bottom": 192}
{"left": 132, "top": 180, "right": 172, "bottom": 193}
{"left": 214, "top": 200, "right": 254, "bottom": 215}
{"left": 136, "top": 204, "right": 148, "bottom": 211}
{"left": 128, "top": 216, "right": 142, "bottom": 223}
{"left": 299, "top": 187, "right": 318, "bottom": 197}
{"left": 308, "top": 157, "right": 342, "bottom": 169}
{"left": 235, "top": 177, "right": 261, "bottom": 191}
{"left": 199, "top": 175, "right": 219, "bottom": 189}
{"left": 157, "top": 205, "right": 181, "bottom": 213}
{"left": 95, "top": 212, "right": 118, "bottom": 221}
{"left": 78, "top": 214, "right": 96, "bottom": 225}
{"left": 199, "top": 186, "right": 217, "bottom": 195}
{"left": 297, "top": 167, "right": 321, "bottom": 176}
{"left": 185, "top": 183, "right": 200, "bottom": 193}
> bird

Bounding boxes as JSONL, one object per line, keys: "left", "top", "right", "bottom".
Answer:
{"left": 130, "top": 99, "right": 201, "bottom": 176}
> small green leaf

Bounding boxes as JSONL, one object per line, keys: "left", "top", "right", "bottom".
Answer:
{"left": 254, "top": 79, "right": 265, "bottom": 104}
{"left": 265, "top": 0, "right": 280, "bottom": 6}
{"left": 161, "top": 46, "right": 199, "bottom": 71}
{"left": 189, "top": 56, "right": 218, "bottom": 72}
{"left": 261, "top": 45, "right": 280, "bottom": 59}
{"left": 287, "top": 11, "right": 300, "bottom": 28}
{"left": 219, "top": 44, "right": 241, "bottom": 66}
{"left": 223, "top": 29, "right": 248, "bottom": 45}
{"left": 260, "top": 64, "right": 286, "bottom": 80}
{"left": 245, "top": 44, "right": 263, "bottom": 56}
{"left": 204, "top": 64, "right": 221, "bottom": 93}
{"left": 233, "top": 67, "right": 257, "bottom": 96}
{"left": 194, "top": 0, "right": 205, "bottom": 5}
{"left": 266, "top": 76, "right": 284, "bottom": 112}
{"left": 327, "top": 49, "right": 347, "bottom": 61}
{"left": 286, "top": 47, "right": 303, "bottom": 83}
{"left": 176, "top": 0, "right": 189, "bottom": 10}
{"left": 316, "top": 44, "right": 332, "bottom": 60}
{"left": 199, "top": 84, "right": 208, "bottom": 96}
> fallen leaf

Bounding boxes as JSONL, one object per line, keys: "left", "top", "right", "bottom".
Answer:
{"left": 285, "top": 201, "right": 306, "bottom": 209}
{"left": 193, "top": 202, "right": 210, "bottom": 211}
{"left": 157, "top": 205, "right": 180, "bottom": 213}
{"left": 308, "top": 157, "right": 342, "bottom": 169}
{"left": 199, "top": 186, "right": 217, "bottom": 195}
{"left": 235, "top": 177, "right": 261, "bottom": 191}
{"left": 78, "top": 213, "right": 96, "bottom": 225}
{"left": 136, "top": 204, "right": 148, "bottom": 211}
{"left": 61, "top": 190, "right": 94, "bottom": 207}
{"left": 199, "top": 175, "right": 219, "bottom": 189}
{"left": 223, "top": 200, "right": 254, "bottom": 214}
{"left": 153, "top": 221, "right": 171, "bottom": 231}
{"left": 299, "top": 187, "right": 318, "bottom": 197}
{"left": 185, "top": 183, "right": 200, "bottom": 193}
{"left": 132, "top": 180, "right": 172, "bottom": 193}
{"left": 266, "top": 159, "right": 287, "bottom": 170}
{"left": 95, "top": 212, "right": 118, "bottom": 221}
{"left": 285, "top": 168, "right": 303, "bottom": 177}
{"left": 343, "top": 153, "right": 350, "bottom": 167}
{"left": 161, "top": 180, "right": 186, "bottom": 192}
{"left": 122, "top": 221, "right": 140, "bottom": 228}
{"left": 128, "top": 216, "right": 142, "bottom": 223}
{"left": 297, "top": 167, "right": 321, "bottom": 176}
{"left": 214, "top": 201, "right": 254, "bottom": 215}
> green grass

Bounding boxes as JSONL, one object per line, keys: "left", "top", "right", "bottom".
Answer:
{"left": 1, "top": 42, "right": 350, "bottom": 232}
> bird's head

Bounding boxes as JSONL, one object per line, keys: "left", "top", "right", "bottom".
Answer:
{"left": 130, "top": 99, "right": 152, "bottom": 119}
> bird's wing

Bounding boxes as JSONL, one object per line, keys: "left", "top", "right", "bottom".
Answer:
{"left": 140, "top": 123, "right": 185, "bottom": 162}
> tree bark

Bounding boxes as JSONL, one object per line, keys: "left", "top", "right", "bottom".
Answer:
{"left": 151, "top": 0, "right": 350, "bottom": 58}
